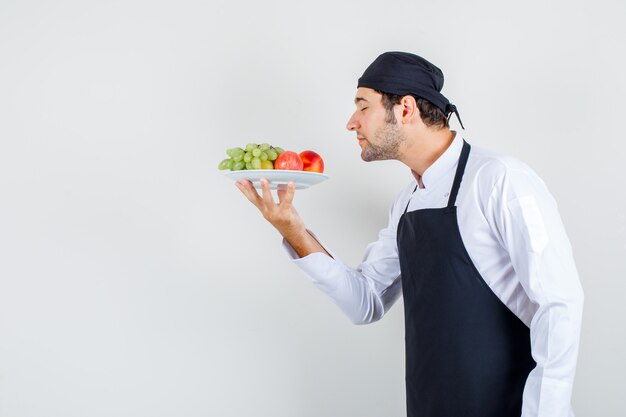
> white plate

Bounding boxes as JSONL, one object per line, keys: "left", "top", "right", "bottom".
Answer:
{"left": 224, "top": 169, "right": 329, "bottom": 190}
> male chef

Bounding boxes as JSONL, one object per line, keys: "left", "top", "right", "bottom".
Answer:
{"left": 235, "top": 51, "right": 584, "bottom": 417}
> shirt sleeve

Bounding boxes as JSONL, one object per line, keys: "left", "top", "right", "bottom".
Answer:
{"left": 281, "top": 200, "right": 404, "bottom": 325}
{"left": 487, "top": 166, "right": 584, "bottom": 417}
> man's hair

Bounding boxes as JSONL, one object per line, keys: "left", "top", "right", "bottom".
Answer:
{"left": 375, "top": 90, "right": 449, "bottom": 129}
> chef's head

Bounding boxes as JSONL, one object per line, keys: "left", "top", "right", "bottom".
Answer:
{"left": 357, "top": 51, "right": 461, "bottom": 129}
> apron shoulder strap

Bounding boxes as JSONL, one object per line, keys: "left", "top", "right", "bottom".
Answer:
{"left": 447, "top": 140, "right": 471, "bottom": 208}
{"left": 403, "top": 140, "right": 471, "bottom": 214}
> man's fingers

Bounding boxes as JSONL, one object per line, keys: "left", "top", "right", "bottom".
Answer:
{"left": 277, "top": 189, "right": 286, "bottom": 202}
{"left": 279, "top": 182, "right": 296, "bottom": 206}
{"left": 260, "top": 178, "right": 276, "bottom": 206}
{"left": 235, "top": 180, "right": 263, "bottom": 207}
{"left": 236, "top": 179, "right": 296, "bottom": 223}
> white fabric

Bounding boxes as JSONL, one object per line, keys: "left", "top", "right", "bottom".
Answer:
{"left": 282, "top": 132, "right": 584, "bottom": 417}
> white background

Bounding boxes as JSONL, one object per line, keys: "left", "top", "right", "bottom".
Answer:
{"left": 1, "top": 0, "right": 624, "bottom": 416}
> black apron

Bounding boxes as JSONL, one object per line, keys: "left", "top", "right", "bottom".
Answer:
{"left": 396, "top": 141, "right": 536, "bottom": 417}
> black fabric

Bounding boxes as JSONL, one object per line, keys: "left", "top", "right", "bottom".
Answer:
{"left": 357, "top": 51, "right": 465, "bottom": 129}
{"left": 396, "top": 141, "right": 536, "bottom": 417}
{"left": 446, "top": 139, "right": 471, "bottom": 208}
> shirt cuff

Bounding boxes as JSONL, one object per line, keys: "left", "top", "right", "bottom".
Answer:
{"left": 280, "top": 229, "right": 344, "bottom": 293}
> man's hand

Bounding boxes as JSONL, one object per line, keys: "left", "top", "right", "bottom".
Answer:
{"left": 234, "top": 178, "right": 331, "bottom": 259}
{"left": 235, "top": 178, "right": 305, "bottom": 237}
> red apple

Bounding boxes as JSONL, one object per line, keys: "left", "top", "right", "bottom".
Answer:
{"left": 299, "top": 150, "right": 324, "bottom": 173}
{"left": 274, "top": 151, "right": 304, "bottom": 170}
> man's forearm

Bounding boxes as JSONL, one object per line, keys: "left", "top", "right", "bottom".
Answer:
{"left": 283, "top": 229, "right": 332, "bottom": 259}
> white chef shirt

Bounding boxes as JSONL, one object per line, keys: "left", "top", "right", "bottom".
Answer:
{"left": 282, "top": 132, "right": 583, "bottom": 417}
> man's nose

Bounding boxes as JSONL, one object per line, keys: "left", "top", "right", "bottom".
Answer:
{"left": 346, "top": 113, "right": 359, "bottom": 131}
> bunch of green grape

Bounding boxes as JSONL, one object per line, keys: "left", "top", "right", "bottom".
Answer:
{"left": 218, "top": 143, "right": 285, "bottom": 171}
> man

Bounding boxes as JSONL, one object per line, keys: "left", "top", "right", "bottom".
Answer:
{"left": 235, "top": 51, "right": 584, "bottom": 417}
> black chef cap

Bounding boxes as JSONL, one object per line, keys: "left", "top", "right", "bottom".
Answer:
{"left": 357, "top": 51, "right": 464, "bottom": 129}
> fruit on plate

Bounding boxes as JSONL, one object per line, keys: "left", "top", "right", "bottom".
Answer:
{"left": 218, "top": 143, "right": 284, "bottom": 171}
{"left": 298, "top": 150, "right": 324, "bottom": 173}
{"left": 218, "top": 143, "right": 324, "bottom": 172}
{"left": 274, "top": 151, "right": 304, "bottom": 171}
{"left": 260, "top": 160, "right": 273, "bottom": 170}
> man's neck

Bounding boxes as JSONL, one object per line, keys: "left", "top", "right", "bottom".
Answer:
{"left": 400, "top": 128, "right": 456, "bottom": 178}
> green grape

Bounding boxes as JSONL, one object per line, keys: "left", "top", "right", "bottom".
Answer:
{"left": 231, "top": 148, "right": 244, "bottom": 162}
{"left": 266, "top": 149, "right": 278, "bottom": 160}
{"left": 220, "top": 143, "right": 288, "bottom": 171}
{"left": 218, "top": 158, "right": 232, "bottom": 170}
{"left": 226, "top": 147, "right": 243, "bottom": 159}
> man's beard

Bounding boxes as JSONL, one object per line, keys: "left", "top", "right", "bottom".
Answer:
{"left": 361, "top": 120, "right": 406, "bottom": 162}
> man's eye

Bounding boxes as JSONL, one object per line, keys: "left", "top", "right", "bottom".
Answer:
{"left": 361, "top": 107, "right": 368, "bottom": 112}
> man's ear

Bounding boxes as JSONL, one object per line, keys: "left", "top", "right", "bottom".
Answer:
{"left": 400, "top": 95, "right": 419, "bottom": 125}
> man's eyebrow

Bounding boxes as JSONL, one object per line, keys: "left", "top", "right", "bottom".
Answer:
{"left": 354, "top": 97, "right": 369, "bottom": 104}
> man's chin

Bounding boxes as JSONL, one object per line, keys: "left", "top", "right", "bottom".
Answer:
{"left": 361, "top": 151, "right": 394, "bottom": 162}
{"left": 361, "top": 152, "right": 376, "bottom": 162}
{"left": 360, "top": 144, "right": 386, "bottom": 162}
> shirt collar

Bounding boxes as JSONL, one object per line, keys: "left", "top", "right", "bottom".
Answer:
{"left": 411, "top": 131, "right": 463, "bottom": 189}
